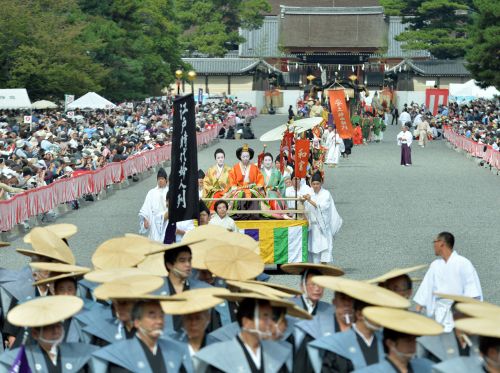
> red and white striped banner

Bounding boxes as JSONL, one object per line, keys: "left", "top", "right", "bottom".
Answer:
{"left": 0, "top": 107, "right": 256, "bottom": 232}
{"left": 444, "top": 126, "right": 500, "bottom": 170}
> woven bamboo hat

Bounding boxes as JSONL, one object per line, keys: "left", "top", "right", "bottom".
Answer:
{"left": 24, "top": 224, "right": 77, "bottom": 244}
{"left": 137, "top": 253, "right": 168, "bottom": 276}
{"left": 205, "top": 244, "right": 264, "bottom": 280}
{"left": 145, "top": 238, "right": 205, "bottom": 255}
{"left": 93, "top": 275, "right": 164, "bottom": 300}
{"left": 242, "top": 280, "right": 302, "bottom": 296}
{"left": 455, "top": 302, "right": 500, "bottom": 319}
{"left": 434, "top": 293, "right": 484, "bottom": 305}
{"left": 313, "top": 276, "right": 410, "bottom": 309}
{"left": 161, "top": 288, "right": 230, "bottom": 315}
{"left": 226, "top": 280, "right": 292, "bottom": 298}
{"left": 455, "top": 317, "right": 500, "bottom": 338}
{"left": 281, "top": 263, "right": 344, "bottom": 277}
{"left": 362, "top": 306, "right": 444, "bottom": 336}
{"left": 17, "top": 227, "right": 75, "bottom": 264}
{"left": 216, "top": 231, "right": 260, "bottom": 255}
{"left": 92, "top": 237, "right": 158, "bottom": 269}
{"left": 30, "top": 262, "right": 91, "bottom": 286}
{"left": 365, "top": 264, "right": 427, "bottom": 284}
{"left": 0, "top": 241, "right": 10, "bottom": 248}
{"left": 33, "top": 271, "right": 89, "bottom": 287}
{"left": 84, "top": 268, "right": 151, "bottom": 283}
{"left": 7, "top": 295, "right": 83, "bottom": 327}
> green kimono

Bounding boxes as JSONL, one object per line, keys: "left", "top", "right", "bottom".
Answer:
{"left": 262, "top": 168, "right": 286, "bottom": 210}
{"left": 361, "top": 118, "right": 371, "bottom": 141}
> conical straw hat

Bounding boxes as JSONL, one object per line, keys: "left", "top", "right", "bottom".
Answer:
{"left": 455, "top": 302, "right": 500, "bottom": 319}
{"left": 205, "top": 245, "right": 264, "bottom": 281}
{"left": 17, "top": 227, "right": 75, "bottom": 264}
{"left": 455, "top": 317, "right": 500, "bottom": 338}
{"left": 137, "top": 253, "right": 168, "bottom": 276}
{"left": 242, "top": 280, "right": 302, "bottom": 296}
{"left": 24, "top": 224, "right": 77, "bottom": 244}
{"left": 313, "top": 276, "right": 410, "bottom": 309}
{"left": 84, "top": 268, "right": 151, "bottom": 283}
{"left": 33, "top": 271, "right": 89, "bottom": 286}
{"left": 226, "top": 280, "right": 292, "bottom": 298}
{"left": 281, "top": 263, "right": 344, "bottom": 277}
{"left": 29, "top": 262, "right": 90, "bottom": 274}
{"left": 92, "top": 237, "right": 155, "bottom": 269}
{"left": 362, "top": 306, "right": 443, "bottom": 336}
{"left": 93, "top": 275, "right": 164, "bottom": 300}
{"left": 365, "top": 264, "right": 428, "bottom": 284}
{"left": 161, "top": 288, "right": 230, "bottom": 315}
{"left": 7, "top": 295, "right": 83, "bottom": 327}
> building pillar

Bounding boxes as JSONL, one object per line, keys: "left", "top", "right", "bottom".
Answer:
{"left": 205, "top": 75, "right": 209, "bottom": 94}
{"left": 228, "top": 75, "right": 231, "bottom": 95}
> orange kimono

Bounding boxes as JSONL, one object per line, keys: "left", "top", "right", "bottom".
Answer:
{"left": 353, "top": 126, "right": 363, "bottom": 145}
{"left": 228, "top": 163, "right": 264, "bottom": 188}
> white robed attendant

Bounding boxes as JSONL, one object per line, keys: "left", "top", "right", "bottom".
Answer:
{"left": 175, "top": 219, "right": 195, "bottom": 242}
{"left": 285, "top": 178, "right": 312, "bottom": 218}
{"left": 303, "top": 172, "right": 342, "bottom": 263}
{"left": 209, "top": 200, "right": 237, "bottom": 232}
{"left": 414, "top": 238, "right": 482, "bottom": 332}
{"left": 138, "top": 167, "right": 169, "bottom": 242}
{"left": 325, "top": 128, "right": 344, "bottom": 165}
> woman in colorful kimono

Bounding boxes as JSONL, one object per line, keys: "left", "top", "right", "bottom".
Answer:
{"left": 203, "top": 148, "right": 231, "bottom": 210}
{"left": 261, "top": 153, "right": 288, "bottom": 216}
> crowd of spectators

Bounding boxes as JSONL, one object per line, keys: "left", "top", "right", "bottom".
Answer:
{"left": 0, "top": 95, "right": 254, "bottom": 201}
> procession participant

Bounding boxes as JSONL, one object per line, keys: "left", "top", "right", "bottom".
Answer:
{"left": 198, "top": 170, "right": 205, "bottom": 199}
{"left": 0, "top": 296, "right": 98, "bottom": 372}
{"left": 372, "top": 115, "right": 384, "bottom": 142}
{"left": 417, "top": 294, "right": 481, "bottom": 364}
{"left": 361, "top": 115, "right": 372, "bottom": 143}
{"left": 209, "top": 200, "right": 237, "bottom": 232}
{"left": 260, "top": 152, "right": 286, "bottom": 211}
{"left": 194, "top": 292, "right": 294, "bottom": 373}
{"left": 81, "top": 275, "right": 164, "bottom": 346}
{"left": 302, "top": 171, "right": 342, "bottom": 264}
{"left": 307, "top": 277, "right": 411, "bottom": 373}
{"left": 433, "top": 316, "right": 500, "bottom": 372}
{"left": 145, "top": 240, "right": 216, "bottom": 333}
{"left": 366, "top": 264, "right": 428, "bottom": 300}
{"left": 416, "top": 117, "right": 431, "bottom": 148}
{"left": 284, "top": 173, "right": 311, "bottom": 219}
{"left": 325, "top": 127, "right": 344, "bottom": 167}
{"left": 198, "top": 201, "right": 211, "bottom": 226}
{"left": 161, "top": 287, "right": 231, "bottom": 361}
{"left": 353, "top": 306, "right": 442, "bottom": 373}
{"left": 281, "top": 263, "right": 349, "bottom": 373}
{"left": 92, "top": 294, "right": 194, "bottom": 373}
{"left": 397, "top": 125, "right": 413, "bottom": 166}
{"left": 310, "top": 100, "right": 324, "bottom": 118}
{"left": 139, "top": 167, "right": 169, "bottom": 241}
{"left": 227, "top": 144, "right": 266, "bottom": 218}
{"left": 413, "top": 232, "right": 482, "bottom": 332}
{"left": 203, "top": 148, "right": 231, "bottom": 203}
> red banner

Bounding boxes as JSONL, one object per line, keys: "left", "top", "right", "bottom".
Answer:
{"left": 328, "top": 89, "right": 354, "bottom": 139}
{"left": 294, "top": 139, "right": 310, "bottom": 178}
{"left": 425, "top": 88, "right": 448, "bottom": 116}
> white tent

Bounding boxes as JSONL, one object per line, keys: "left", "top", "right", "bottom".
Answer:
{"left": 0, "top": 89, "right": 31, "bottom": 110}
{"left": 449, "top": 80, "right": 500, "bottom": 103}
{"left": 32, "top": 100, "right": 58, "bottom": 109}
{"left": 66, "top": 92, "right": 116, "bottom": 110}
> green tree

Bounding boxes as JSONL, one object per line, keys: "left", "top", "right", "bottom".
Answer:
{"left": 465, "top": 0, "right": 500, "bottom": 89}
{"left": 175, "top": 0, "right": 271, "bottom": 56}
{"left": 395, "top": 0, "right": 474, "bottom": 59}
{"left": 380, "top": 0, "right": 406, "bottom": 16}
{"left": 0, "top": 0, "right": 106, "bottom": 100}
{"left": 78, "top": 0, "right": 184, "bottom": 101}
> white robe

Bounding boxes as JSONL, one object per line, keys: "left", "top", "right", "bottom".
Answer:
{"left": 175, "top": 220, "right": 195, "bottom": 242}
{"left": 325, "top": 132, "right": 344, "bottom": 164}
{"left": 209, "top": 214, "right": 237, "bottom": 232}
{"left": 413, "top": 251, "right": 483, "bottom": 332}
{"left": 285, "top": 181, "right": 312, "bottom": 210}
{"left": 304, "top": 188, "right": 343, "bottom": 263}
{"left": 139, "top": 186, "right": 168, "bottom": 241}
{"left": 397, "top": 131, "right": 413, "bottom": 146}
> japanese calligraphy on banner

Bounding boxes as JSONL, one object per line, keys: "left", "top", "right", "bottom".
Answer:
{"left": 294, "top": 139, "right": 310, "bottom": 178}
{"left": 169, "top": 94, "right": 199, "bottom": 223}
{"left": 327, "top": 89, "right": 354, "bottom": 139}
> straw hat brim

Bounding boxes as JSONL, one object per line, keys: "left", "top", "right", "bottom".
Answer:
{"left": 455, "top": 317, "right": 500, "bottom": 338}
{"left": 287, "top": 305, "right": 313, "bottom": 320}
{"left": 281, "top": 263, "right": 344, "bottom": 277}
{"left": 182, "top": 225, "right": 228, "bottom": 242}
{"left": 313, "top": 276, "right": 410, "bottom": 309}
{"left": 29, "top": 262, "right": 90, "bottom": 274}
{"left": 226, "top": 280, "right": 292, "bottom": 298}
{"left": 189, "top": 239, "right": 230, "bottom": 270}
{"left": 29, "top": 227, "right": 75, "bottom": 265}
{"left": 216, "top": 292, "right": 294, "bottom": 309}
{"left": 84, "top": 268, "right": 151, "bottom": 283}
{"left": 137, "top": 253, "right": 168, "bottom": 276}
{"left": 24, "top": 224, "right": 77, "bottom": 244}
{"left": 365, "top": 264, "right": 428, "bottom": 284}
{"left": 0, "top": 241, "right": 10, "bottom": 248}
{"left": 205, "top": 245, "right": 264, "bottom": 281}
{"left": 33, "top": 271, "right": 88, "bottom": 286}
{"left": 216, "top": 232, "right": 260, "bottom": 255}
{"left": 455, "top": 302, "right": 500, "bottom": 319}
{"left": 93, "top": 275, "right": 164, "bottom": 300}
{"left": 7, "top": 295, "right": 83, "bottom": 327}
{"left": 362, "top": 306, "right": 443, "bottom": 336}
{"left": 434, "top": 292, "right": 484, "bottom": 305}
{"left": 146, "top": 238, "right": 205, "bottom": 256}
{"left": 16, "top": 248, "right": 68, "bottom": 263}
{"left": 92, "top": 237, "right": 160, "bottom": 269}
{"left": 242, "top": 280, "right": 302, "bottom": 296}
{"left": 161, "top": 288, "right": 230, "bottom": 315}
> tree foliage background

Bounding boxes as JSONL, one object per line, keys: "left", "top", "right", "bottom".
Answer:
{"left": 0, "top": 0, "right": 270, "bottom": 101}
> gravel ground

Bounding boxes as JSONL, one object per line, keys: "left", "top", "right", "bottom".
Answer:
{"left": 1, "top": 114, "right": 499, "bottom": 304}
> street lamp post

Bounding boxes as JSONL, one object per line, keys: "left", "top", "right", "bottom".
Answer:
{"left": 187, "top": 70, "right": 197, "bottom": 93}
{"left": 175, "top": 69, "right": 183, "bottom": 95}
